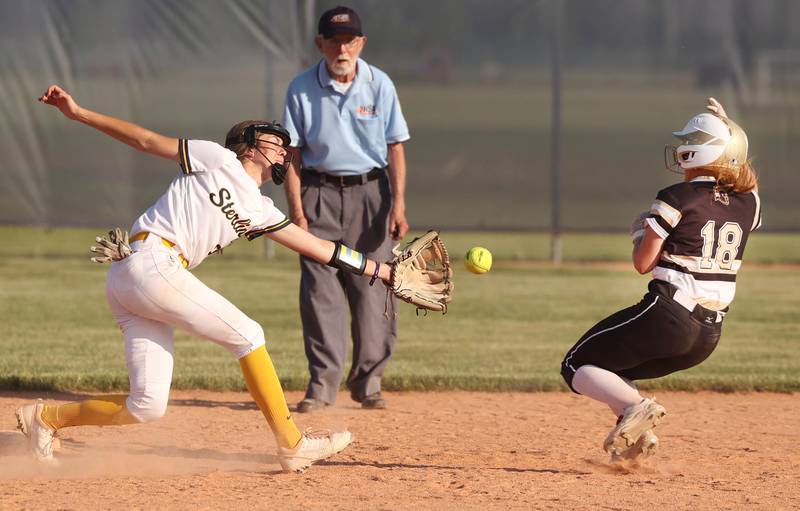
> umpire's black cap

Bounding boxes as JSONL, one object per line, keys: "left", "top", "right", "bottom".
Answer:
{"left": 318, "top": 6, "right": 362, "bottom": 38}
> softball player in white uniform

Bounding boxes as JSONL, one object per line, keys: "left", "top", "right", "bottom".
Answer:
{"left": 16, "top": 85, "right": 393, "bottom": 473}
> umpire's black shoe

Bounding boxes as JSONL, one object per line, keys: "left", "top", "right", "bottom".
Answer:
{"left": 296, "top": 398, "right": 329, "bottom": 413}
{"left": 361, "top": 392, "right": 387, "bottom": 410}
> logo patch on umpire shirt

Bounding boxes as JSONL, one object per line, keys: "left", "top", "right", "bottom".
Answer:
{"left": 357, "top": 105, "right": 377, "bottom": 117}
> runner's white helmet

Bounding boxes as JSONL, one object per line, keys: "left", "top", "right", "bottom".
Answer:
{"left": 665, "top": 113, "right": 748, "bottom": 173}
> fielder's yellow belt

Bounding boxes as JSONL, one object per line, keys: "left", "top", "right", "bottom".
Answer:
{"left": 130, "top": 231, "right": 189, "bottom": 268}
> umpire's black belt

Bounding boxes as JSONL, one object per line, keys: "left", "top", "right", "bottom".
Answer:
{"left": 301, "top": 167, "right": 385, "bottom": 187}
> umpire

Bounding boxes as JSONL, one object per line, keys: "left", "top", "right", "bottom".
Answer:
{"left": 282, "top": 5, "right": 410, "bottom": 412}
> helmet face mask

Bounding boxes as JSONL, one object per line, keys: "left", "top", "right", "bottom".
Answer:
{"left": 664, "top": 144, "right": 682, "bottom": 173}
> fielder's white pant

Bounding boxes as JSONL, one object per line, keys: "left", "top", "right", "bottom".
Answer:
{"left": 105, "top": 236, "right": 265, "bottom": 422}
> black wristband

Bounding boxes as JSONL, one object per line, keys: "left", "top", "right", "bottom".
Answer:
{"left": 327, "top": 240, "right": 367, "bottom": 275}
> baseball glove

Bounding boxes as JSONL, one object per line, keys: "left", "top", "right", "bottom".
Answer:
{"left": 388, "top": 230, "right": 453, "bottom": 314}
{"left": 90, "top": 227, "right": 132, "bottom": 263}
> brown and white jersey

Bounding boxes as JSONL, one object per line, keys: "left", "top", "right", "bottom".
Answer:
{"left": 646, "top": 176, "right": 762, "bottom": 310}
{"left": 130, "top": 139, "right": 290, "bottom": 269}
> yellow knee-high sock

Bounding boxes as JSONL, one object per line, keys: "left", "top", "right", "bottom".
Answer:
{"left": 239, "top": 345, "right": 302, "bottom": 449}
{"left": 41, "top": 394, "right": 139, "bottom": 430}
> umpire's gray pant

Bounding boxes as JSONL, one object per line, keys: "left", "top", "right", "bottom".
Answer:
{"left": 300, "top": 172, "right": 397, "bottom": 404}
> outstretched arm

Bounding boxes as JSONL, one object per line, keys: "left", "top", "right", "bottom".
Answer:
{"left": 39, "top": 85, "right": 179, "bottom": 161}
{"left": 267, "top": 223, "right": 392, "bottom": 282}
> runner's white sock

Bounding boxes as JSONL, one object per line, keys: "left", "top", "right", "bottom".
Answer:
{"left": 572, "top": 365, "right": 642, "bottom": 416}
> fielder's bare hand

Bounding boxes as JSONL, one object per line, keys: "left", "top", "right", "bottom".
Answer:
{"left": 39, "top": 85, "right": 82, "bottom": 121}
{"left": 706, "top": 97, "right": 728, "bottom": 118}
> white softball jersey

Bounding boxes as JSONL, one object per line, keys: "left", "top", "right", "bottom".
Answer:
{"left": 107, "top": 139, "right": 290, "bottom": 421}
{"left": 130, "top": 139, "right": 290, "bottom": 269}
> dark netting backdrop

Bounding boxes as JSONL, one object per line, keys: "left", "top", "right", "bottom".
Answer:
{"left": 2, "top": 0, "right": 798, "bottom": 230}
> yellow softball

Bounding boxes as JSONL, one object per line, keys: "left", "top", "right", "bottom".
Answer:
{"left": 464, "top": 246, "right": 492, "bottom": 274}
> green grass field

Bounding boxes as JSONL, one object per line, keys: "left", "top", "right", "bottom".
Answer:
{"left": 1, "top": 226, "right": 798, "bottom": 393}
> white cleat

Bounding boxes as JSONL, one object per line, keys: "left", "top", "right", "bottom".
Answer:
{"left": 278, "top": 429, "right": 353, "bottom": 473}
{"left": 604, "top": 397, "right": 666, "bottom": 456}
{"left": 15, "top": 399, "right": 57, "bottom": 462}
{"left": 611, "top": 429, "right": 659, "bottom": 464}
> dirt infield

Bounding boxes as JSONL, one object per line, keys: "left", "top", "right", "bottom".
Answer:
{"left": 1, "top": 391, "right": 798, "bottom": 510}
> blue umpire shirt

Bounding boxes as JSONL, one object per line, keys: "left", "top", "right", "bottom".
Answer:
{"left": 282, "top": 58, "right": 410, "bottom": 176}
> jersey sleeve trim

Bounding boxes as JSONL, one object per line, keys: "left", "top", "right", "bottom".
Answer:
{"left": 245, "top": 217, "right": 292, "bottom": 241}
{"left": 178, "top": 138, "right": 193, "bottom": 175}
{"left": 650, "top": 199, "right": 682, "bottom": 228}
{"left": 646, "top": 217, "right": 669, "bottom": 239}
{"left": 751, "top": 191, "right": 762, "bottom": 231}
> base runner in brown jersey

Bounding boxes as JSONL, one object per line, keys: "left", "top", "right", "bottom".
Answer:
{"left": 560, "top": 98, "right": 761, "bottom": 464}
